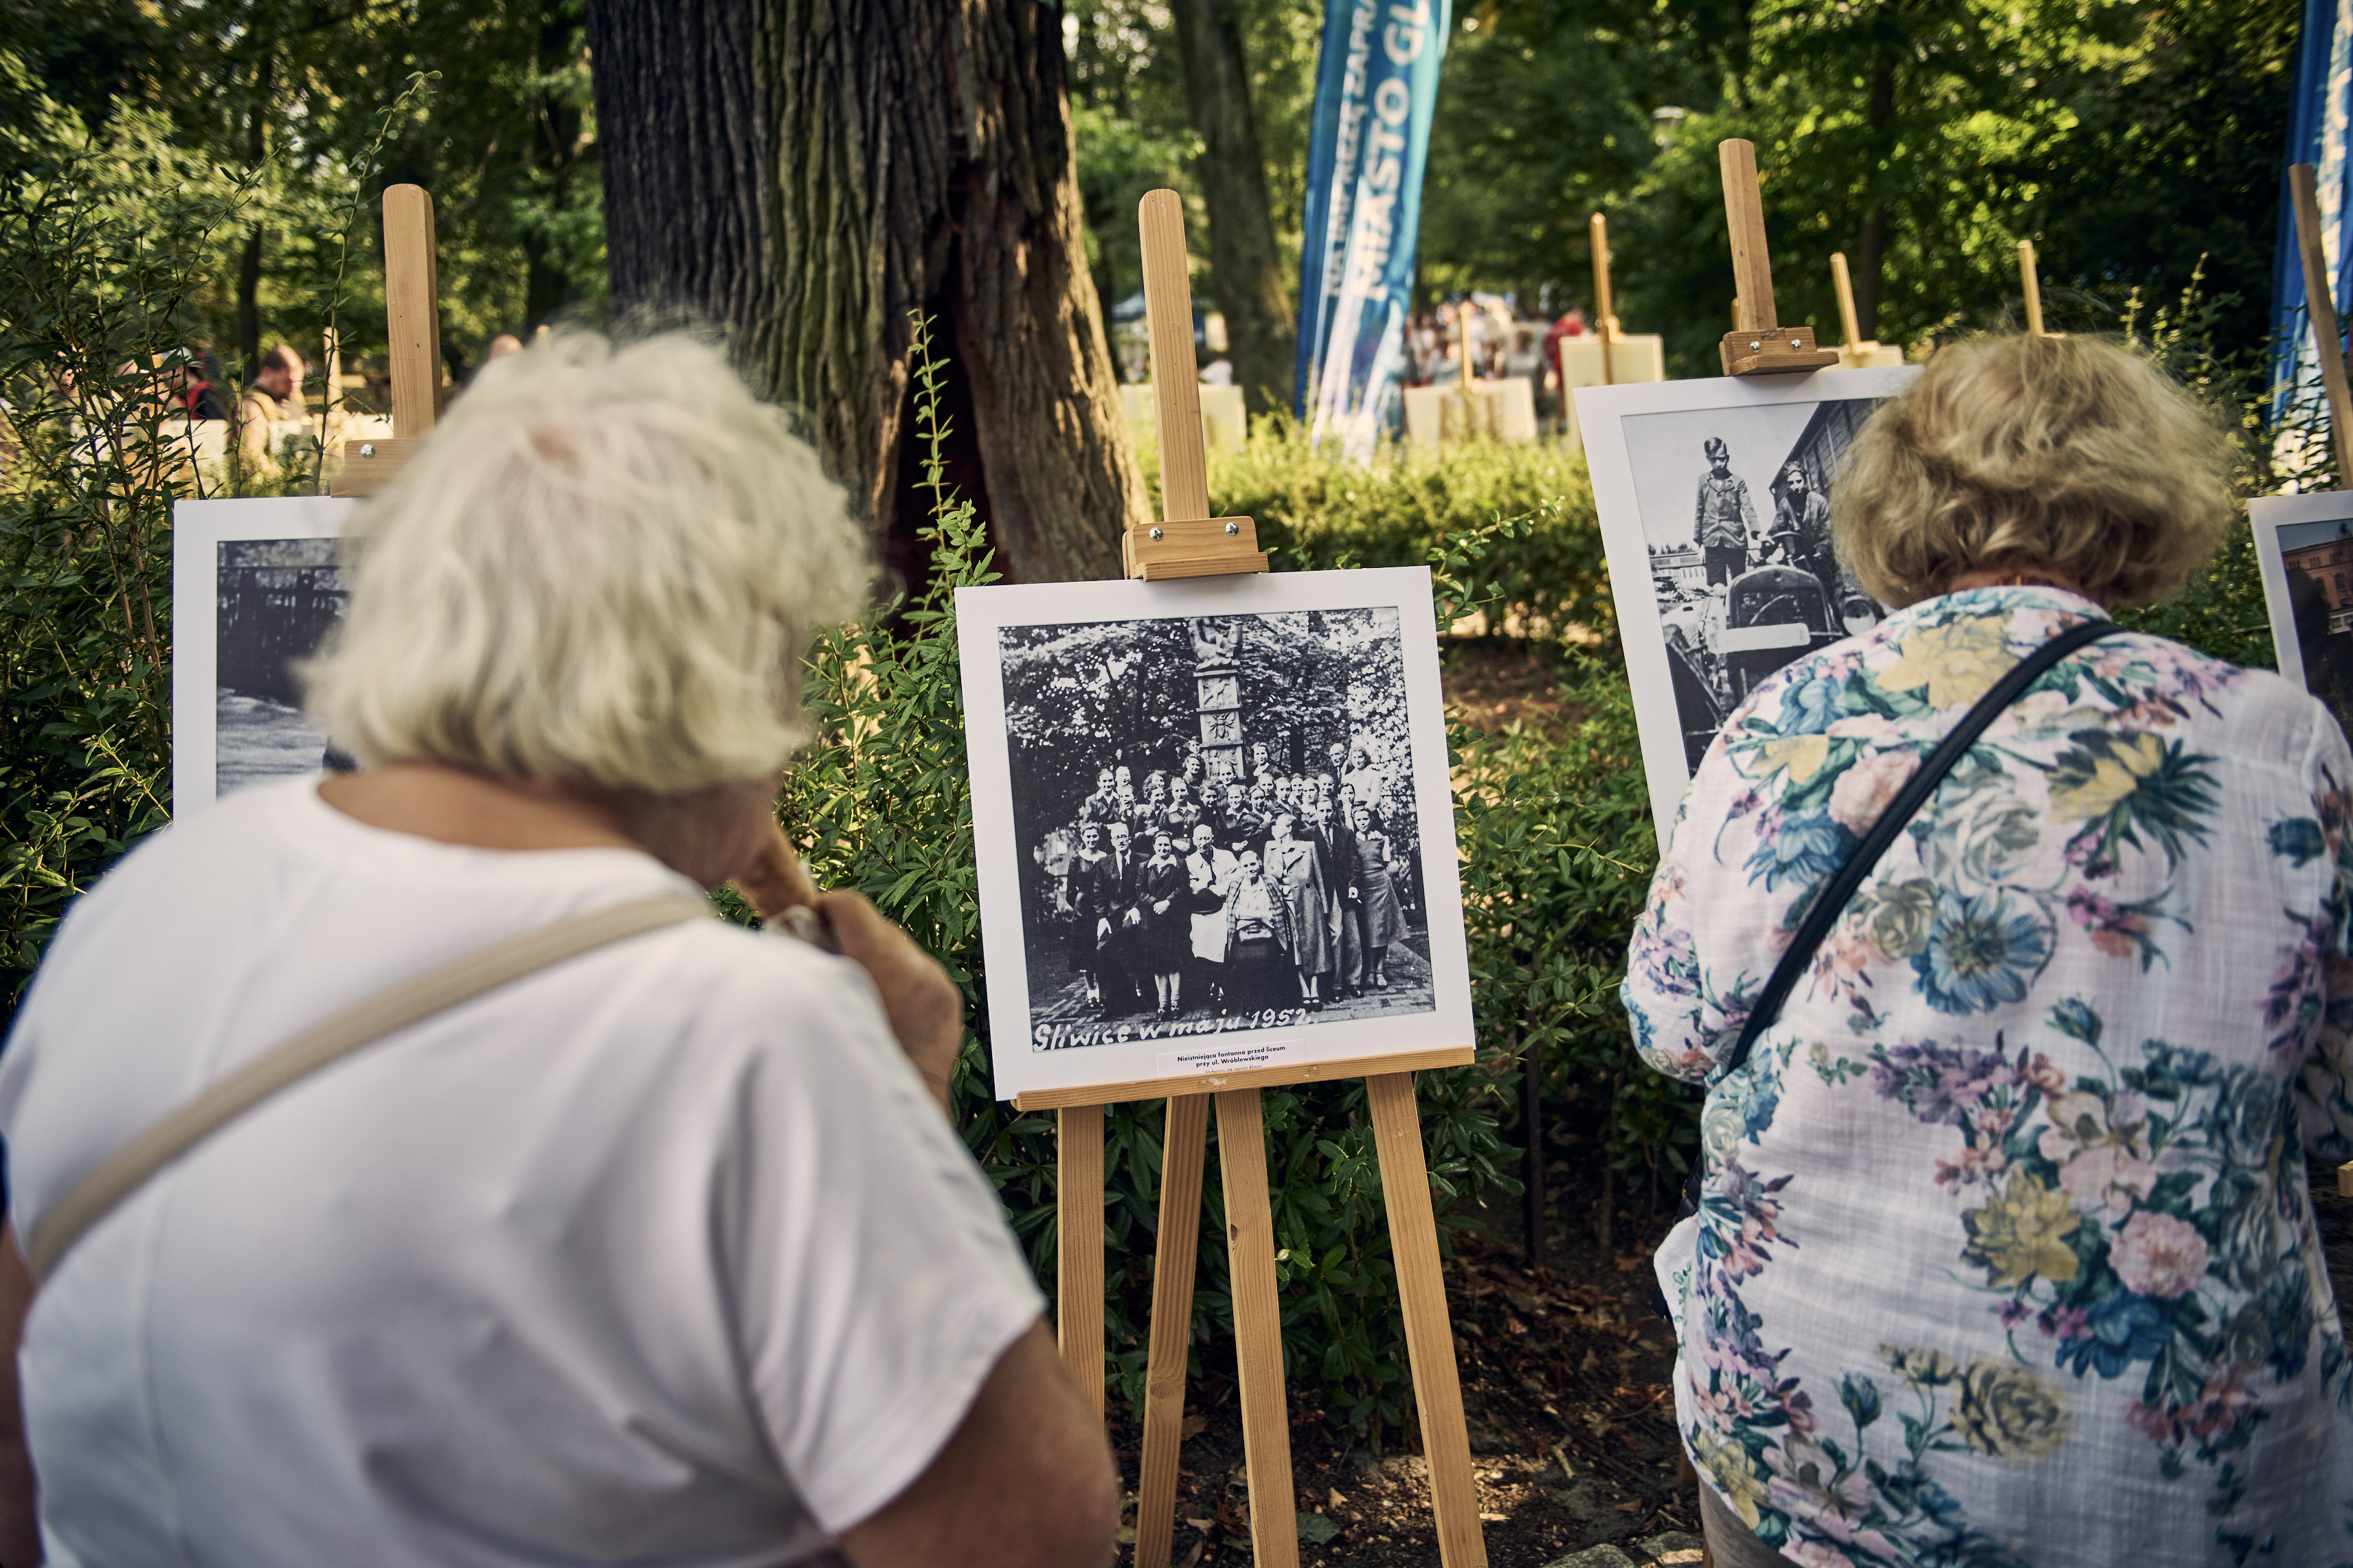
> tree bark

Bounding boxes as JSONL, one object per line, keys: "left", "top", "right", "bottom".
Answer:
{"left": 1169, "top": 0, "right": 1294, "bottom": 420}
{"left": 1852, "top": 53, "right": 1896, "bottom": 342}
{"left": 585, "top": 0, "right": 1147, "bottom": 584}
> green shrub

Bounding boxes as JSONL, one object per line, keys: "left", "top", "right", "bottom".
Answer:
{"left": 0, "top": 87, "right": 257, "bottom": 1005}
{"left": 1135, "top": 414, "right": 1612, "bottom": 644}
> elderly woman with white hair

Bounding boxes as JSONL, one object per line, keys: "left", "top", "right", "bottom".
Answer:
{"left": 0, "top": 334, "right": 1116, "bottom": 1566}
{"left": 1626, "top": 334, "right": 2353, "bottom": 1567}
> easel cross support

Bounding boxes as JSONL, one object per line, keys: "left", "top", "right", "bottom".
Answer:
{"left": 1050, "top": 190, "right": 1487, "bottom": 1568}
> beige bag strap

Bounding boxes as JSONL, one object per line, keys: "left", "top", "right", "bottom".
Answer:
{"left": 25, "top": 893, "right": 710, "bottom": 1284}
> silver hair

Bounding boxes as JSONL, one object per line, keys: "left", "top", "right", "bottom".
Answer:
{"left": 304, "top": 330, "right": 872, "bottom": 792}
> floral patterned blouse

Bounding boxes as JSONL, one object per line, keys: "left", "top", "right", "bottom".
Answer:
{"left": 1623, "top": 585, "right": 2353, "bottom": 1568}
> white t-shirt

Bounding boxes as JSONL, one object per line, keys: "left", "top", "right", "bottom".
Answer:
{"left": 0, "top": 778, "right": 1044, "bottom": 1567}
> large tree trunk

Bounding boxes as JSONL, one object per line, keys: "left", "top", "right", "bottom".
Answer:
{"left": 1852, "top": 53, "right": 1897, "bottom": 342}
{"left": 1169, "top": 0, "right": 1294, "bottom": 420}
{"left": 585, "top": 0, "right": 1147, "bottom": 584}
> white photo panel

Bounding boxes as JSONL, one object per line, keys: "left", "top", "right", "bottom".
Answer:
{"left": 171, "top": 497, "right": 359, "bottom": 815}
{"left": 954, "top": 567, "right": 1474, "bottom": 1104}
{"left": 2249, "top": 490, "right": 2353, "bottom": 747}
{"left": 1574, "top": 367, "right": 1919, "bottom": 839}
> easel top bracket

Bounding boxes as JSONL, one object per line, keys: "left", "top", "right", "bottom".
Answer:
{"left": 1717, "top": 140, "right": 1840, "bottom": 378}
{"left": 1127, "top": 189, "right": 1269, "bottom": 582}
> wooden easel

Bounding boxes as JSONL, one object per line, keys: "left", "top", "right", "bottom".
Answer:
{"left": 1125, "top": 190, "right": 1269, "bottom": 580}
{"left": 1590, "top": 214, "right": 1619, "bottom": 384}
{"left": 2016, "top": 240, "right": 2056, "bottom": 339}
{"left": 1828, "top": 253, "right": 1904, "bottom": 369}
{"left": 330, "top": 183, "right": 442, "bottom": 497}
{"left": 1044, "top": 189, "right": 1487, "bottom": 1568}
{"left": 1717, "top": 140, "right": 1838, "bottom": 376}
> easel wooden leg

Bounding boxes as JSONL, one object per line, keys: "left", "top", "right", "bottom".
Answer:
{"left": 1367, "top": 1072, "right": 1487, "bottom": 1568}
{"left": 1136, "top": 1093, "right": 1210, "bottom": 1568}
{"left": 1056, "top": 1103, "right": 1105, "bottom": 1417}
{"left": 1215, "top": 1088, "right": 1299, "bottom": 1568}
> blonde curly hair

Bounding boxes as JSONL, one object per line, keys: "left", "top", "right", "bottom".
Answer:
{"left": 1832, "top": 333, "right": 2236, "bottom": 609}
{"left": 303, "top": 330, "right": 872, "bottom": 793}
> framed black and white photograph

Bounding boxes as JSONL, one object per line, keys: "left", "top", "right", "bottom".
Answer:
{"left": 955, "top": 567, "right": 1474, "bottom": 1104}
{"left": 2250, "top": 490, "right": 2353, "bottom": 745}
{"left": 1575, "top": 367, "right": 1917, "bottom": 837}
{"left": 171, "top": 497, "right": 357, "bottom": 814}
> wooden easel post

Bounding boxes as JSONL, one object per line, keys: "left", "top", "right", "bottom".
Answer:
{"left": 1590, "top": 212, "right": 1616, "bottom": 387}
{"left": 1127, "top": 190, "right": 1268, "bottom": 580}
{"left": 330, "top": 183, "right": 441, "bottom": 497}
{"left": 1057, "top": 1102, "right": 1107, "bottom": 1415}
{"left": 2290, "top": 163, "right": 2353, "bottom": 484}
{"left": 1832, "top": 253, "right": 1862, "bottom": 350}
{"left": 1081, "top": 189, "right": 1487, "bottom": 1568}
{"left": 1716, "top": 140, "right": 1838, "bottom": 376}
{"left": 2017, "top": 240, "right": 2049, "bottom": 337}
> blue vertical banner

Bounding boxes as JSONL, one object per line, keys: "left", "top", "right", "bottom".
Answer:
{"left": 2273, "top": 0, "right": 2353, "bottom": 451}
{"left": 1292, "top": 0, "right": 1450, "bottom": 457}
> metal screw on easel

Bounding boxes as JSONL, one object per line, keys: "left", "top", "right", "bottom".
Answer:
{"left": 359, "top": 443, "right": 375, "bottom": 458}
{"left": 1224, "top": 521, "right": 1239, "bottom": 535}
{"left": 1149, "top": 526, "right": 1164, "bottom": 540}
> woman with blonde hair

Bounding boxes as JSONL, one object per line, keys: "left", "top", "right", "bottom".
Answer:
{"left": 0, "top": 332, "right": 1115, "bottom": 1567}
{"left": 1625, "top": 333, "right": 2353, "bottom": 1567}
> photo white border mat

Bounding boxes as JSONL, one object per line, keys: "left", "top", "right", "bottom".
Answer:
{"left": 171, "top": 495, "right": 357, "bottom": 816}
{"left": 954, "top": 566, "right": 1475, "bottom": 1104}
{"left": 2245, "top": 489, "right": 2353, "bottom": 687}
{"left": 1575, "top": 366, "right": 1918, "bottom": 840}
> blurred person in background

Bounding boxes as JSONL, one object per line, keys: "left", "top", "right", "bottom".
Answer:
{"left": 0, "top": 331, "right": 1116, "bottom": 1568}
{"left": 1626, "top": 333, "right": 2353, "bottom": 1567}
{"left": 234, "top": 343, "right": 300, "bottom": 467}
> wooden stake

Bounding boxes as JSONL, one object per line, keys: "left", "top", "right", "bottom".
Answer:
{"left": 1134, "top": 1093, "right": 1210, "bottom": 1568}
{"left": 1215, "top": 1087, "right": 1298, "bottom": 1568}
{"left": 1057, "top": 1102, "right": 1107, "bottom": 1417}
{"left": 383, "top": 184, "right": 442, "bottom": 438}
{"left": 1368, "top": 1073, "right": 1487, "bottom": 1567}
{"left": 1130, "top": 190, "right": 1266, "bottom": 580}
{"left": 1590, "top": 212, "right": 1616, "bottom": 386}
{"left": 1831, "top": 253, "right": 1862, "bottom": 350}
{"left": 2018, "top": 240, "right": 2047, "bottom": 337}
{"left": 2290, "top": 163, "right": 2353, "bottom": 485}
{"left": 1716, "top": 141, "right": 1837, "bottom": 376}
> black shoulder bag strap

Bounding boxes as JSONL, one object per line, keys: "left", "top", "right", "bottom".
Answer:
{"left": 1669, "top": 617, "right": 2124, "bottom": 1224}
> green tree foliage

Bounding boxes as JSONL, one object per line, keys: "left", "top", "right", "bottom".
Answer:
{"left": 0, "top": 63, "right": 256, "bottom": 1002}
{"left": 1067, "top": 0, "right": 1322, "bottom": 326}
{"left": 1, "top": 0, "right": 603, "bottom": 396}
{"left": 1419, "top": 0, "right": 2299, "bottom": 387}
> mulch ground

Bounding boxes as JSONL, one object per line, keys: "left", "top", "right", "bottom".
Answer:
{"left": 1106, "top": 1205, "right": 1700, "bottom": 1568}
